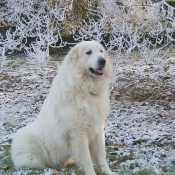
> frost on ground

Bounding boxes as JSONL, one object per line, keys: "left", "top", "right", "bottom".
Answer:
{"left": 107, "top": 56, "right": 175, "bottom": 174}
{"left": 0, "top": 54, "right": 175, "bottom": 174}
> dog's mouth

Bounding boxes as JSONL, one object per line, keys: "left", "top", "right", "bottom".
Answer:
{"left": 89, "top": 68, "right": 104, "bottom": 76}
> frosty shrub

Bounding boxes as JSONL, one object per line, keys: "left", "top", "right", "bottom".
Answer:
{"left": 0, "top": 0, "right": 175, "bottom": 67}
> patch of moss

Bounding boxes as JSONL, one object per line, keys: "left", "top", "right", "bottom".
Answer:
{"left": 5, "top": 60, "right": 29, "bottom": 67}
{"left": 47, "top": 60, "right": 59, "bottom": 67}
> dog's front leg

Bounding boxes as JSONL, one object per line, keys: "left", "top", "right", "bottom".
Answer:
{"left": 90, "top": 127, "right": 117, "bottom": 175}
{"left": 72, "top": 133, "right": 96, "bottom": 175}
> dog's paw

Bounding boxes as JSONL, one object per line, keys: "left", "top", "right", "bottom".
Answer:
{"left": 102, "top": 170, "right": 118, "bottom": 175}
{"left": 48, "top": 168, "right": 62, "bottom": 175}
{"left": 110, "top": 172, "right": 119, "bottom": 175}
{"left": 104, "top": 171, "right": 118, "bottom": 175}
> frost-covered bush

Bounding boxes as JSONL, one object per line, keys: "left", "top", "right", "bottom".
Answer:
{"left": 0, "top": 0, "right": 175, "bottom": 66}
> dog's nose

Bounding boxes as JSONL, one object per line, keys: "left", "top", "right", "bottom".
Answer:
{"left": 98, "top": 57, "right": 106, "bottom": 67}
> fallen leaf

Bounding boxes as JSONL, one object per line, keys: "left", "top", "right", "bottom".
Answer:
{"left": 133, "top": 138, "right": 147, "bottom": 145}
{"left": 2, "top": 165, "right": 11, "bottom": 171}
{"left": 115, "top": 152, "right": 134, "bottom": 166}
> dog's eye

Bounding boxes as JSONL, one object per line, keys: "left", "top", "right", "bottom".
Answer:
{"left": 85, "top": 50, "right": 92, "bottom": 55}
{"left": 100, "top": 50, "right": 103, "bottom": 53}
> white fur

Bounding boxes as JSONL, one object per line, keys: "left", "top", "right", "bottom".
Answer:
{"left": 11, "top": 41, "right": 117, "bottom": 175}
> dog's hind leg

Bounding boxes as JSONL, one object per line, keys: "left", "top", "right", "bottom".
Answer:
{"left": 11, "top": 128, "right": 48, "bottom": 169}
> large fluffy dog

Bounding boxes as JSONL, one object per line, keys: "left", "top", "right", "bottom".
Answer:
{"left": 11, "top": 41, "right": 116, "bottom": 175}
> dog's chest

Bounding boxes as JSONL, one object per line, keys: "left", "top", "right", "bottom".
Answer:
{"left": 78, "top": 95, "right": 108, "bottom": 140}
{"left": 86, "top": 116, "right": 104, "bottom": 141}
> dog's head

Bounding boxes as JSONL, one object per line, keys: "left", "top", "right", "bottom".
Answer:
{"left": 66, "top": 41, "right": 112, "bottom": 79}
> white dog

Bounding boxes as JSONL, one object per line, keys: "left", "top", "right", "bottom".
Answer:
{"left": 11, "top": 41, "right": 117, "bottom": 175}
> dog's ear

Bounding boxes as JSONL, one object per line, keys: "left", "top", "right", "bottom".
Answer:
{"left": 67, "top": 45, "right": 79, "bottom": 62}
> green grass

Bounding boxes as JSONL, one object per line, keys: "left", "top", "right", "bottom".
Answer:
{"left": 5, "top": 60, "right": 29, "bottom": 67}
{"left": 119, "top": 168, "right": 156, "bottom": 175}
{"left": 47, "top": 60, "right": 60, "bottom": 67}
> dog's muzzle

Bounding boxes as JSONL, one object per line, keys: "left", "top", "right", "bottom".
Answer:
{"left": 89, "top": 57, "right": 106, "bottom": 76}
